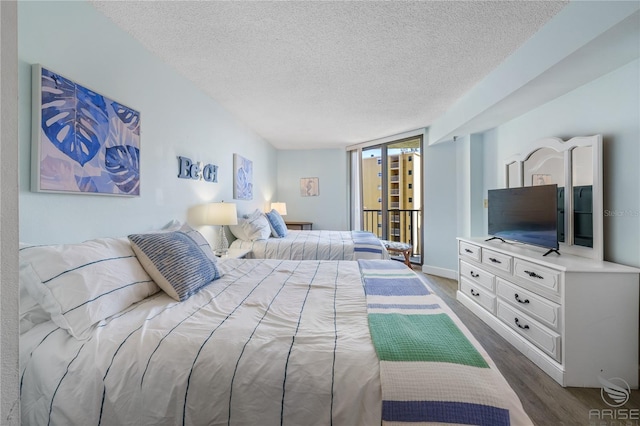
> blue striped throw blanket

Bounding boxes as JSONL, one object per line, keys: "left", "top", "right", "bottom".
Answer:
{"left": 358, "top": 259, "right": 532, "bottom": 426}
{"left": 352, "top": 231, "right": 388, "bottom": 259}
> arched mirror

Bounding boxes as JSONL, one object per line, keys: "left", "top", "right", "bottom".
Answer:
{"left": 523, "top": 148, "right": 564, "bottom": 187}
{"left": 502, "top": 135, "right": 602, "bottom": 260}
{"left": 572, "top": 146, "right": 593, "bottom": 248}
{"left": 523, "top": 147, "right": 565, "bottom": 243}
{"left": 506, "top": 161, "right": 520, "bottom": 188}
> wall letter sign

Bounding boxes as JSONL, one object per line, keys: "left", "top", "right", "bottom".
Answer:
{"left": 178, "top": 156, "right": 218, "bottom": 183}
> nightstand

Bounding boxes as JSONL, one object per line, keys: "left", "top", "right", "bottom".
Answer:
{"left": 216, "top": 248, "right": 251, "bottom": 260}
{"left": 285, "top": 221, "right": 313, "bottom": 230}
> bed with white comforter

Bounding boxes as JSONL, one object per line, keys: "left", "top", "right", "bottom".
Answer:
{"left": 19, "top": 230, "right": 531, "bottom": 426}
{"left": 230, "top": 230, "right": 390, "bottom": 261}
{"left": 21, "top": 259, "right": 382, "bottom": 425}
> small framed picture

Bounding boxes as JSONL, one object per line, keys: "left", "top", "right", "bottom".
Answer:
{"left": 532, "top": 174, "right": 552, "bottom": 186}
{"left": 233, "top": 154, "right": 253, "bottom": 200}
{"left": 300, "top": 177, "right": 319, "bottom": 197}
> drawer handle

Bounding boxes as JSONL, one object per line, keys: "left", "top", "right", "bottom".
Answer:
{"left": 470, "top": 289, "right": 480, "bottom": 297}
{"left": 515, "top": 318, "right": 530, "bottom": 330}
{"left": 465, "top": 248, "right": 473, "bottom": 253}
{"left": 470, "top": 271, "right": 480, "bottom": 278}
{"left": 524, "top": 270, "right": 544, "bottom": 279}
{"left": 514, "top": 293, "right": 530, "bottom": 304}
{"left": 489, "top": 257, "right": 502, "bottom": 264}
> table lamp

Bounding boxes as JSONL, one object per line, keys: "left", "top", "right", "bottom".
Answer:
{"left": 203, "top": 202, "right": 238, "bottom": 256}
{"left": 270, "top": 202, "right": 287, "bottom": 216}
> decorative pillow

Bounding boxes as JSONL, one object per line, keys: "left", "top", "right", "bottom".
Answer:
{"left": 161, "top": 219, "right": 182, "bottom": 231}
{"left": 19, "top": 237, "right": 159, "bottom": 340}
{"left": 18, "top": 243, "right": 51, "bottom": 334}
{"left": 177, "top": 224, "right": 217, "bottom": 262}
{"left": 229, "top": 222, "right": 250, "bottom": 241}
{"left": 229, "top": 209, "right": 271, "bottom": 241}
{"left": 128, "top": 231, "right": 221, "bottom": 302}
{"left": 19, "top": 279, "right": 50, "bottom": 334}
{"left": 265, "top": 209, "right": 288, "bottom": 238}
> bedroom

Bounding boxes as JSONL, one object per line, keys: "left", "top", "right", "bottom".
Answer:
{"left": 2, "top": 0, "right": 639, "bottom": 424}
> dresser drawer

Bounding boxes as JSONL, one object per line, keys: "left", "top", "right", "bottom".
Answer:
{"left": 459, "top": 260, "right": 495, "bottom": 291}
{"left": 496, "top": 278, "right": 560, "bottom": 330}
{"left": 513, "top": 258, "right": 561, "bottom": 298}
{"left": 459, "top": 241, "right": 481, "bottom": 262}
{"left": 460, "top": 277, "right": 496, "bottom": 314}
{"left": 497, "top": 301, "right": 561, "bottom": 362}
{"left": 481, "top": 248, "right": 512, "bottom": 273}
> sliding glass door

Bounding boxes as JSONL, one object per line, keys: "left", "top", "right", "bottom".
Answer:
{"left": 360, "top": 137, "right": 422, "bottom": 264}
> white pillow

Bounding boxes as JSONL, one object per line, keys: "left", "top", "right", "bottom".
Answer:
{"left": 19, "top": 280, "right": 50, "bottom": 334}
{"left": 229, "top": 209, "right": 271, "bottom": 241}
{"left": 19, "top": 243, "right": 51, "bottom": 334}
{"left": 176, "top": 224, "right": 218, "bottom": 262}
{"left": 136, "top": 222, "right": 217, "bottom": 261}
{"left": 128, "top": 231, "right": 221, "bottom": 302}
{"left": 19, "top": 237, "right": 159, "bottom": 340}
{"left": 229, "top": 222, "right": 250, "bottom": 241}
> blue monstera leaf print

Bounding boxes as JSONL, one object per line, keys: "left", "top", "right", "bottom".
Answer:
{"left": 105, "top": 145, "right": 140, "bottom": 195}
{"left": 235, "top": 158, "right": 253, "bottom": 200}
{"left": 75, "top": 175, "right": 99, "bottom": 193}
{"left": 40, "top": 68, "right": 109, "bottom": 166}
{"left": 111, "top": 101, "right": 140, "bottom": 135}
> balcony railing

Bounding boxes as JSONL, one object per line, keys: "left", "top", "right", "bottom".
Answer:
{"left": 362, "top": 209, "right": 422, "bottom": 264}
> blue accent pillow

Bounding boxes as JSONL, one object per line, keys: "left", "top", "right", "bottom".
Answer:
{"left": 129, "top": 231, "right": 221, "bottom": 302}
{"left": 265, "top": 209, "right": 288, "bottom": 238}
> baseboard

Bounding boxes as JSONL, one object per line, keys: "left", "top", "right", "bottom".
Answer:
{"left": 421, "top": 265, "right": 457, "bottom": 280}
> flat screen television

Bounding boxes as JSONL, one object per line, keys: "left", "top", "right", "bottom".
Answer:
{"left": 488, "top": 184, "right": 559, "bottom": 254}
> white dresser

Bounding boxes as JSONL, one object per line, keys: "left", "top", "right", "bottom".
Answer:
{"left": 457, "top": 237, "right": 640, "bottom": 388}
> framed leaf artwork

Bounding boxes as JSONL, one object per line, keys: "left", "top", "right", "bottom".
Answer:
{"left": 233, "top": 154, "right": 253, "bottom": 200}
{"left": 31, "top": 64, "right": 141, "bottom": 196}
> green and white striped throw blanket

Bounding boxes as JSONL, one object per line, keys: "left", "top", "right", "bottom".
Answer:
{"left": 358, "top": 260, "right": 532, "bottom": 425}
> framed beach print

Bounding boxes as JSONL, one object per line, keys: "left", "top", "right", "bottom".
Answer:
{"left": 31, "top": 64, "right": 141, "bottom": 196}
{"left": 233, "top": 154, "right": 253, "bottom": 200}
{"left": 300, "top": 177, "right": 319, "bottom": 197}
{"left": 532, "top": 174, "right": 552, "bottom": 186}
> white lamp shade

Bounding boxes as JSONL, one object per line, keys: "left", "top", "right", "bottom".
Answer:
{"left": 203, "top": 202, "right": 238, "bottom": 226}
{"left": 271, "top": 202, "right": 287, "bottom": 215}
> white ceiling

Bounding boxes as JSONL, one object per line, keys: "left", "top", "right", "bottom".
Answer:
{"left": 91, "top": 1, "right": 568, "bottom": 150}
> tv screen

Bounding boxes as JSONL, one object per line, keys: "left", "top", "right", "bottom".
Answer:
{"left": 488, "top": 184, "right": 559, "bottom": 250}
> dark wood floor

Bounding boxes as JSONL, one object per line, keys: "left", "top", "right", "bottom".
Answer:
{"left": 419, "top": 271, "right": 640, "bottom": 426}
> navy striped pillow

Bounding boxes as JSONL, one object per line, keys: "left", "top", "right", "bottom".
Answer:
{"left": 129, "top": 231, "right": 221, "bottom": 301}
{"left": 265, "top": 209, "right": 288, "bottom": 238}
{"left": 178, "top": 224, "right": 217, "bottom": 262}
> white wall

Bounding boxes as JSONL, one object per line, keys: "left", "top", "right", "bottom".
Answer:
{"left": 18, "top": 1, "right": 277, "bottom": 246}
{"left": 422, "top": 141, "right": 459, "bottom": 278}
{"left": 424, "top": 55, "right": 640, "bottom": 278}
{"left": 276, "top": 149, "right": 348, "bottom": 230}
{"left": 481, "top": 59, "right": 640, "bottom": 267}
{"left": 1, "top": 1, "right": 20, "bottom": 423}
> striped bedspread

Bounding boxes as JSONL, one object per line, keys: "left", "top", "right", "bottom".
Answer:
{"left": 20, "top": 258, "right": 530, "bottom": 426}
{"left": 359, "top": 259, "right": 532, "bottom": 426}
{"left": 20, "top": 260, "right": 383, "bottom": 426}
{"left": 230, "top": 230, "right": 390, "bottom": 260}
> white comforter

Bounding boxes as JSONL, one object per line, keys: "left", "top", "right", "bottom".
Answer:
{"left": 20, "top": 260, "right": 381, "bottom": 426}
{"left": 230, "top": 230, "right": 390, "bottom": 261}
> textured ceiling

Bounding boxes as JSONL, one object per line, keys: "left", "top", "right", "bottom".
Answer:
{"left": 91, "top": 1, "right": 568, "bottom": 149}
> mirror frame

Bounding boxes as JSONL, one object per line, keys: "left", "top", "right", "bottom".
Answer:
{"left": 503, "top": 135, "right": 603, "bottom": 260}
